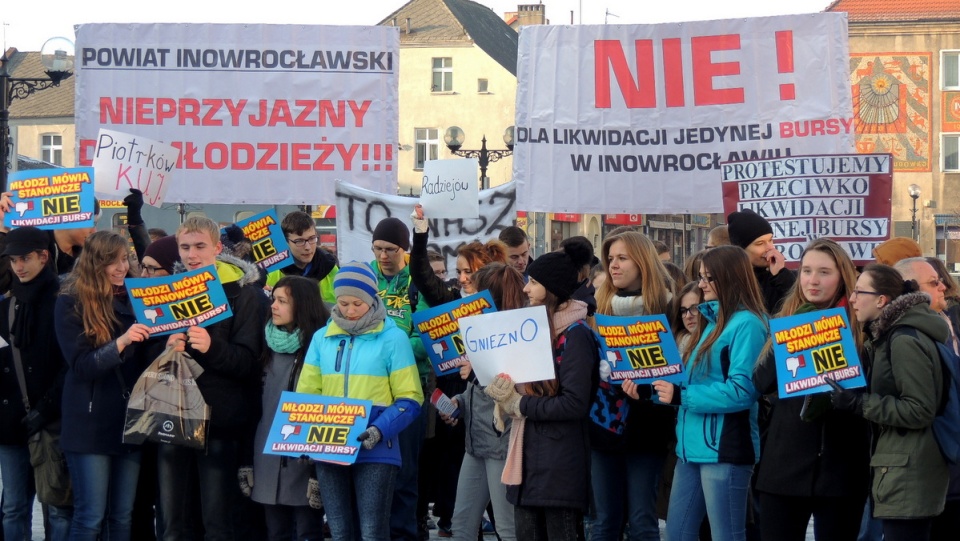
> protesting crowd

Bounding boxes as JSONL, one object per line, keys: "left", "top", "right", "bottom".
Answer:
{"left": 0, "top": 187, "right": 958, "bottom": 541}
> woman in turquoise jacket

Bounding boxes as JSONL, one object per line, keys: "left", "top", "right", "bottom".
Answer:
{"left": 631, "top": 245, "right": 767, "bottom": 541}
{"left": 296, "top": 261, "right": 424, "bottom": 541}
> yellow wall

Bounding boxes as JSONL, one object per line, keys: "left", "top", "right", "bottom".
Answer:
{"left": 397, "top": 44, "right": 516, "bottom": 194}
{"left": 12, "top": 120, "right": 76, "bottom": 168}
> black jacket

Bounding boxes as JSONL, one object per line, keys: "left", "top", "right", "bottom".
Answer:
{"left": 409, "top": 231, "right": 459, "bottom": 308}
{"left": 508, "top": 323, "right": 600, "bottom": 511}
{"left": 0, "top": 268, "right": 66, "bottom": 445}
{"left": 754, "top": 266, "right": 796, "bottom": 314}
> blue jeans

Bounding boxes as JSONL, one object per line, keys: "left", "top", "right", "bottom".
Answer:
{"left": 317, "top": 462, "right": 398, "bottom": 541}
{"left": 65, "top": 451, "right": 141, "bottom": 541}
{"left": 666, "top": 461, "right": 753, "bottom": 541}
{"left": 49, "top": 504, "right": 74, "bottom": 541}
{"left": 0, "top": 444, "right": 35, "bottom": 541}
{"left": 390, "top": 397, "right": 427, "bottom": 541}
{"left": 157, "top": 438, "right": 240, "bottom": 541}
{"left": 590, "top": 449, "right": 664, "bottom": 541}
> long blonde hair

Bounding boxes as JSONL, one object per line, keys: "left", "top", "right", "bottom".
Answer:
{"left": 61, "top": 231, "right": 131, "bottom": 347}
{"left": 596, "top": 232, "right": 674, "bottom": 316}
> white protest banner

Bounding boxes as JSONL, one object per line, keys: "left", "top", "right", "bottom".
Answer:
{"left": 721, "top": 153, "right": 893, "bottom": 266}
{"left": 514, "top": 13, "right": 854, "bottom": 214}
{"left": 457, "top": 305, "right": 556, "bottom": 386}
{"left": 75, "top": 24, "right": 398, "bottom": 204}
{"left": 92, "top": 129, "right": 179, "bottom": 206}
{"left": 420, "top": 158, "right": 480, "bottom": 219}
{"left": 335, "top": 180, "right": 516, "bottom": 275}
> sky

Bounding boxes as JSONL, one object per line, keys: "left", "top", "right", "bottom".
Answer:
{"left": 3, "top": 0, "right": 835, "bottom": 52}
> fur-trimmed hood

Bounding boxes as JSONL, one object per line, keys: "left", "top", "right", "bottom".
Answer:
{"left": 172, "top": 253, "right": 262, "bottom": 288}
{"left": 870, "top": 291, "right": 949, "bottom": 344}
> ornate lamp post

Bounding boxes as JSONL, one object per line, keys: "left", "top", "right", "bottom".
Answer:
{"left": 443, "top": 126, "right": 514, "bottom": 189}
{"left": 1, "top": 37, "right": 75, "bottom": 192}
{"left": 909, "top": 183, "right": 921, "bottom": 242}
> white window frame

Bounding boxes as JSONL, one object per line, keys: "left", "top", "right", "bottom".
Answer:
{"left": 943, "top": 133, "right": 960, "bottom": 172}
{"left": 943, "top": 50, "right": 960, "bottom": 90}
{"left": 432, "top": 57, "right": 453, "bottom": 92}
{"left": 414, "top": 128, "right": 439, "bottom": 170}
{"left": 40, "top": 133, "right": 63, "bottom": 165}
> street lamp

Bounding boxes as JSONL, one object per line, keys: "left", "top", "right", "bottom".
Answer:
{"left": 909, "top": 183, "right": 921, "bottom": 242}
{"left": 443, "top": 126, "right": 514, "bottom": 189}
{"left": 1, "top": 37, "right": 75, "bottom": 192}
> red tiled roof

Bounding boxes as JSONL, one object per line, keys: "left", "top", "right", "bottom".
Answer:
{"left": 825, "top": 0, "right": 960, "bottom": 22}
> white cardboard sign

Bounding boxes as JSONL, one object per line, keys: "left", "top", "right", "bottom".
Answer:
{"left": 457, "top": 305, "right": 556, "bottom": 386}
{"left": 91, "top": 128, "right": 180, "bottom": 207}
{"left": 420, "top": 158, "right": 480, "bottom": 218}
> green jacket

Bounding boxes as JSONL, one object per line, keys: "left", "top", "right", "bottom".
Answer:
{"left": 370, "top": 261, "right": 429, "bottom": 380}
{"left": 862, "top": 292, "right": 949, "bottom": 519}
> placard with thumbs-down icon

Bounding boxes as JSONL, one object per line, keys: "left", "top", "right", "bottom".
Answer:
{"left": 125, "top": 265, "right": 233, "bottom": 336}
{"left": 412, "top": 290, "right": 498, "bottom": 376}
{"left": 5, "top": 167, "right": 98, "bottom": 230}
{"left": 263, "top": 391, "right": 373, "bottom": 466}
{"left": 769, "top": 307, "right": 867, "bottom": 398}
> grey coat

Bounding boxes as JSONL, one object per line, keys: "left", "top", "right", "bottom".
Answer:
{"left": 456, "top": 382, "right": 511, "bottom": 459}
{"left": 252, "top": 351, "right": 312, "bottom": 507}
{"left": 863, "top": 292, "right": 949, "bottom": 519}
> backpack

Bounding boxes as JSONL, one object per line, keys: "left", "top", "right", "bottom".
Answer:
{"left": 887, "top": 326, "right": 960, "bottom": 464}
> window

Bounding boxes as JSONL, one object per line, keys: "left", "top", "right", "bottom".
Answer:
{"left": 41, "top": 134, "right": 62, "bottom": 165}
{"left": 432, "top": 58, "right": 453, "bottom": 92}
{"left": 944, "top": 134, "right": 959, "bottom": 172}
{"left": 943, "top": 51, "right": 960, "bottom": 89}
{"left": 478, "top": 78, "right": 489, "bottom": 93}
{"left": 415, "top": 128, "right": 439, "bottom": 170}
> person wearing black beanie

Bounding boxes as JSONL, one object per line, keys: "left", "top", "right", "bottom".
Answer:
{"left": 484, "top": 240, "right": 601, "bottom": 540}
{"left": 726, "top": 209, "right": 795, "bottom": 313}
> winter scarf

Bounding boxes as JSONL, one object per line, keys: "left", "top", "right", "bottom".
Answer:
{"left": 330, "top": 298, "right": 387, "bottom": 336}
{"left": 265, "top": 322, "right": 302, "bottom": 354}
{"left": 9, "top": 266, "right": 58, "bottom": 348}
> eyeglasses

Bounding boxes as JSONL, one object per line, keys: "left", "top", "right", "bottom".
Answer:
{"left": 142, "top": 265, "right": 164, "bottom": 276}
{"left": 288, "top": 236, "right": 319, "bottom": 247}
{"left": 922, "top": 278, "right": 945, "bottom": 289}
{"left": 698, "top": 274, "right": 715, "bottom": 283}
{"left": 434, "top": 269, "right": 447, "bottom": 278}
{"left": 851, "top": 289, "right": 882, "bottom": 298}
{"left": 680, "top": 306, "right": 699, "bottom": 317}
{"left": 372, "top": 246, "right": 400, "bottom": 255}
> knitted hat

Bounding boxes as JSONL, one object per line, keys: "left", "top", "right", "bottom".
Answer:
{"left": 527, "top": 241, "right": 595, "bottom": 303}
{"left": 727, "top": 210, "right": 774, "bottom": 248}
{"left": 144, "top": 235, "right": 181, "bottom": 274}
{"left": 872, "top": 237, "right": 922, "bottom": 266}
{"left": 372, "top": 217, "right": 410, "bottom": 251}
{"left": 334, "top": 261, "right": 379, "bottom": 306}
{"left": 2, "top": 226, "right": 49, "bottom": 256}
{"left": 220, "top": 224, "right": 247, "bottom": 253}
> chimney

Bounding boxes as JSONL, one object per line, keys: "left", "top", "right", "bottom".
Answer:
{"left": 517, "top": 4, "right": 546, "bottom": 26}
{"left": 406, "top": 17, "right": 412, "bottom": 34}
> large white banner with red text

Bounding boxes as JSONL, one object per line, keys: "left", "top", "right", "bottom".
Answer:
{"left": 514, "top": 13, "right": 854, "bottom": 214}
{"left": 75, "top": 23, "right": 398, "bottom": 204}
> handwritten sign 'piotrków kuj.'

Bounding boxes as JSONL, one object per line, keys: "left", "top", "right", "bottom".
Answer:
{"left": 5, "top": 167, "right": 97, "bottom": 230}
{"left": 91, "top": 128, "right": 179, "bottom": 207}
{"left": 412, "top": 290, "right": 497, "bottom": 376}
{"left": 595, "top": 313, "right": 685, "bottom": 384}
{"left": 770, "top": 307, "right": 866, "bottom": 399}
{"left": 125, "top": 265, "right": 232, "bottom": 336}
{"left": 264, "top": 391, "right": 372, "bottom": 465}
{"left": 231, "top": 209, "right": 293, "bottom": 272}
{"left": 457, "top": 305, "right": 556, "bottom": 386}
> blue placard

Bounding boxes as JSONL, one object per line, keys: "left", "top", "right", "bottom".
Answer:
{"left": 412, "top": 290, "right": 497, "bottom": 376}
{"left": 770, "top": 307, "right": 867, "bottom": 398}
{"left": 595, "top": 313, "right": 685, "bottom": 384}
{"left": 125, "top": 265, "right": 233, "bottom": 336}
{"left": 263, "top": 391, "right": 373, "bottom": 465}
{"left": 230, "top": 209, "right": 293, "bottom": 272}
{"left": 5, "top": 167, "right": 97, "bottom": 230}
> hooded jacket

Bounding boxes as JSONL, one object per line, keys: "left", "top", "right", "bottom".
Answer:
{"left": 266, "top": 247, "right": 338, "bottom": 306}
{"left": 861, "top": 292, "right": 949, "bottom": 519}
{"left": 673, "top": 301, "right": 766, "bottom": 464}
{"left": 296, "top": 317, "right": 424, "bottom": 466}
{"left": 171, "top": 254, "right": 269, "bottom": 441}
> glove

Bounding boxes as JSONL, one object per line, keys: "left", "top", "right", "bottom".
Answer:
{"left": 123, "top": 189, "right": 144, "bottom": 225}
{"left": 599, "top": 360, "right": 612, "bottom": 382}
{"left": 484, "top": 375, "right": 523, "bottom": 418}
{"left": 825, "top": 378, "right": 864, "bottom": 416}
{"left": 21, "top": 410, "right": 45, "bottom": 437}
{"left": 492, "top": 403, "right": 505, "bottom": 433}
{"left": 237, "top": 466, "right": 254, "bottom": 497}
{"left": 357, "top": 426, "right": 382, "bottom": 450}
{"left": 307, "top": 478, "right": 323, "bottom": 509}
{"left": 297, "top": 454, "right": 313, "bottom": 465}
{"left": 411, "top": 208, "right": 428, "bottom": 234}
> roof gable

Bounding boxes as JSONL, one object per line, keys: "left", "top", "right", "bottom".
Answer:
{"left": 379, "top": 0, "right": 518, "bottom": 76}
{"left": 825, "top": 0, "right": 960, "bottom": 23}
{"left": 4, "top": 50, "right": 75, "bottom": 119}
